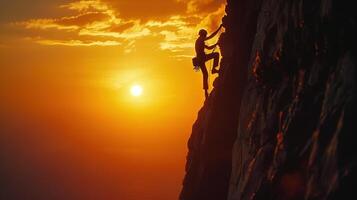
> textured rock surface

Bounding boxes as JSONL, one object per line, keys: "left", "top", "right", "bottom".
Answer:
{"left": 180, "top": 0, "right": 356, "bottom": 200}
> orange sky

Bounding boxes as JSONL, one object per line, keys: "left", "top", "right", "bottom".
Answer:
{"left": 0, "top": 1, "right": 225, "bottom": 200}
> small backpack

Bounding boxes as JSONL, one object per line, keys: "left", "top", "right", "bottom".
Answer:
{"left": 192, "top": 57, "right": 200, "bottom": 71}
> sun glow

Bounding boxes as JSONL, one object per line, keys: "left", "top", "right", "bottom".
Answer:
{"left": 130, "top": 85, "right": 143, "bottom": 97}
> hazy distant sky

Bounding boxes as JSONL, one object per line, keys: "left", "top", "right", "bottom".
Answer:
{"left": 0, "top": 1, "right": 225, "bottom": 200}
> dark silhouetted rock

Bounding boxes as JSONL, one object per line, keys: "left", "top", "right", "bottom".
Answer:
{"left": 180, "top": 0, "right": 356, "bottom": 200}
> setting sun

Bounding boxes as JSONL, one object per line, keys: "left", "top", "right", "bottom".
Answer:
{"left": 130, "top": 85, "right": 143, "bottom": 97}
{"left": 0, "top": 0, "right": 226, "bottom": 200}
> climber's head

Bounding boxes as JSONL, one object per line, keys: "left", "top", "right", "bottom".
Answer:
{"left": 199, "top": 29, "right": 207, "bottom": 38}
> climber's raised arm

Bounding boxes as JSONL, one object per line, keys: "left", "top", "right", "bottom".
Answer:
{"left": 205, "top": 24, "right": 223, "bottom": 41}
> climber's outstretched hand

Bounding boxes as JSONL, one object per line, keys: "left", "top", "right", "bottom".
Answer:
{"left": 205, "top": 25, "right": 223, "bottom": 41}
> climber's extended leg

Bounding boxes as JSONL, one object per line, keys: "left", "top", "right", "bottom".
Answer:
{"left": 200, "top": 63, "right": 209, "bottom": 98}
{"left": 200, "top": 63, "right": 209, "bottom": 90}
{"left": 205, "top": 52, "right": 220, "bottom": 74}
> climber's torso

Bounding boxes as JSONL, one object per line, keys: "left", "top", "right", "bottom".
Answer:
{"left": 195, "top": 37, "right": 206, "bottom": 58}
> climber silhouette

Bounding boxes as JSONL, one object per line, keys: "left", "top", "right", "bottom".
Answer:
{"left": 194, "top": 24, "right": 223, "bottom": 99}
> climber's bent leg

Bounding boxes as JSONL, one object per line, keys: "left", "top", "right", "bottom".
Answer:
{"left": 205, "top": 52, "right": 220, "bottom": 74}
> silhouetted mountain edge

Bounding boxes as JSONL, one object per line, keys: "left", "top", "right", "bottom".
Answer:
{"left": 180, "top": 0, "right": 356, "bottom": 200}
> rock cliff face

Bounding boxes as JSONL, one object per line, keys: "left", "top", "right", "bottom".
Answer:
{"left": 180, "top": 0, "right": 356, "bottom": 200}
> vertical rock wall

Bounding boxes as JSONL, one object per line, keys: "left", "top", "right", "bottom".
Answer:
{"left": 180, "top": 1, "right": 262, "bottom": 199}
{"left": 180, "top": 0, "right": 356, "bottom": 200}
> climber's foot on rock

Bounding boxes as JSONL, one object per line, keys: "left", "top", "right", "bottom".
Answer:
{"left": 211, "top": 68, "right": 219, "bottom": 74}
{"left": 205, "top": 90, "right": 209, "bottom": 99}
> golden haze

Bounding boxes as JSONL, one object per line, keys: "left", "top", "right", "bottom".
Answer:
{"left": 0, "top": 0, "right": 225, "bottom": 199}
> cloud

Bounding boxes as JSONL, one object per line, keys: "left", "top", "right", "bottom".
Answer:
{"left": 78, "top": 21, "right": 151, "bottom": 39}
{"left": 60, "top": 0, "right": 110, "bottom": 12}
{"left": 15, "top": 0, "right": 143, "bottom": 48}
{"left": 18, "top": 19, "right": 79, "bottom": 30}
{"left": 123, "top": 40, "right": 136, "bottom": 54}
{"left": 37, "top": 39, "right": 121, "bottom": 46}
{"left": 160, "top": 42, "right": 193, "bottom": 52}
{"left": 13, "top": 0, "right": 225, "bottom": 54}
{"left": 56, "top": 12, "right": 110, "bottom": 26}
{"left": 18, "top": 1, "right": 118, "bottom": 31}
{"left": 18, "top": 12, "right": 112, "bottom": 31}
{"left": 109, "top": 22, "right": 135, "bottom": 33}
{"left": 101, "top": 0, "right": 187, "bottom": 20}
{"left": 196, "top": 3, "right": 226, "bottom": 31}
{"left": 145, "top": 17, "right": 187, "bottom": 28}
{"left": 178, "top": 0, "right": 226, "bottom": 14}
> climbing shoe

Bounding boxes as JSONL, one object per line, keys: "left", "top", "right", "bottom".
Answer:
{"left": 211, "top": 68, "right": 219, "bottom": 74}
